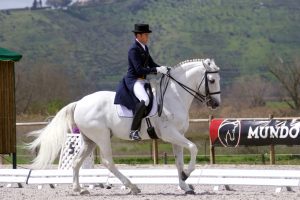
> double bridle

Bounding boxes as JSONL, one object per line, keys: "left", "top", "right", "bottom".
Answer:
{"left": 158, "top": 64, "right": 221, "bottom": 116}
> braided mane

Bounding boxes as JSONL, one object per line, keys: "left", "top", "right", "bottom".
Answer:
{"left": 173, "top": 58, "right": 219, "bottom": 72}
{"left": 173, "top": 59, "right": 204, "bottom": 68}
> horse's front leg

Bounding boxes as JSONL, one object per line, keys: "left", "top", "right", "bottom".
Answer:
{"left": 162, "top": 128, "right": 198, "bottom": 194}
{"left": 172, "top": 144, "right": 195, "bottom": 194}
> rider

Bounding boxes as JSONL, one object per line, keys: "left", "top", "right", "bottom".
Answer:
{"left": 114, "top": 24, "right": 168, "bottom": 141}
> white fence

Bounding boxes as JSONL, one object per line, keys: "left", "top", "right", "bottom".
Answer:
{"left": 0, "top": 168, "right": 299, "bottom": 192}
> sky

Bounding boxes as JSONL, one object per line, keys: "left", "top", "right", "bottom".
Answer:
{"left": 0, "top": 0, "right": 80, "bottom": 10}
{"left": 0, "top": 0, "right": 46, "bottom": 10}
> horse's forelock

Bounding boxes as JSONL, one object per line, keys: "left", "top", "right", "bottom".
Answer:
{"left": 203, "top": 59, "right": 220, "bottom": 72}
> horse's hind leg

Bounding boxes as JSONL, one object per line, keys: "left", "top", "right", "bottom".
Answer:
{"left": 72, "top": 134, "right": 96, "bottom": 194}
{"left": 97, "top": 130, "right": 141, "bottom": 194}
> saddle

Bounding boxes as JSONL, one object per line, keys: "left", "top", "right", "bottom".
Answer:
{"left": 116, "top": 83, "right": 159, "bottom": 139}
{"left": 116, "top": 83, "right": 158, "bottom": 118}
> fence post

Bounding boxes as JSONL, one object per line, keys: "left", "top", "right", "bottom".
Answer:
{"left": 270, "top": 145, "right": 275, "bottom": 165}
{"left": 163, "top": 152, "right": 168, "bottom": 164}
{"left": 261, "top": 153, "right": 266, "bottom": 164}
{"left": 152, "top": 139, "right": 158, "bottom": 164}
{"left": 269, "top": 114, "right": 275, "bottom": 165}
{"left": 209, "top": 115, "right": 215, "bottom": 164}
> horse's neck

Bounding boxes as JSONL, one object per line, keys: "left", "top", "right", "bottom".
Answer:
{"left": 165, "top": 62, "right": 204, "bottom": 113}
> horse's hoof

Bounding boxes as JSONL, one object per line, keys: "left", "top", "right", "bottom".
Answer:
{"left": 105, "top": 184, "right": 112, "bottom": 189}
{"left": 188, "top": 184, "right": 194, "bottom": 190}
{"left": 129, "top": 187, "right": 141, "bottom": 195}
{"left": 73, "top": 187, "right": 81, "bottom": 193}
{"left": 185, "top": 190, "right": 195, "bottom": 195}
{"left": 181, "top": 171, "right": 188, "bottom": 181}
{"left": 80, "top": 189, "right": 90, "bottom": 195}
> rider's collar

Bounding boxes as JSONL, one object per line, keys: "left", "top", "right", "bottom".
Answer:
{"left": 136, "top": 39, "right": 146, "bottom": 51}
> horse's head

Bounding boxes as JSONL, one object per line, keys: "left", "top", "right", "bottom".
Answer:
{"left": 199, "top": 59, "right": 221, "bottom": 109}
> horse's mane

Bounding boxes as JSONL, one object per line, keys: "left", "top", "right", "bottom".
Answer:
{"left": 173, "top": 58, "right": 219, "bottom": 72}
{"left": 173, "top": 59, "right": 202, "bottom": 68}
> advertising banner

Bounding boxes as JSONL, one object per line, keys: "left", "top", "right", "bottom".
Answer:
{"left": 210, "top": 119, "right": 300, "bottom": 147}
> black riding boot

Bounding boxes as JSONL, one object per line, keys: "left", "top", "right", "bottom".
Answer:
{"left": 129, "top": 100, "right": 147, "bottom": 141}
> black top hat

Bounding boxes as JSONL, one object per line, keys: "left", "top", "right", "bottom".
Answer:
{"left": 132, "top": 24, "right": 152, "bottom": 33}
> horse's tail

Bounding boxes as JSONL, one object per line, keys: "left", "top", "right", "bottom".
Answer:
{"left": 27, "top": 102, "right": 77, "bottom": 169}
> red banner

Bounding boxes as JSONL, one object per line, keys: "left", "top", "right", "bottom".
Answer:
{"left": 210, "top": 119, "right": 300, "bottom": 147}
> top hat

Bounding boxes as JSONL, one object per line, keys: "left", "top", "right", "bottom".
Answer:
{"left": 132, "top": 24, "right": 152, "bottom": 33}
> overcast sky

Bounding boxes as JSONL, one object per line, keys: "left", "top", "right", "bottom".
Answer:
{"left": 0, "top": 0, "right": 46, "bottom": 9}
{"left": 0, "top": 0, "right": 81, "bottom": 10}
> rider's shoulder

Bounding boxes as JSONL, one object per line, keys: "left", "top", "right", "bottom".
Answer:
{"left": 129, "top": 44, "right": 142, "bottom": 54}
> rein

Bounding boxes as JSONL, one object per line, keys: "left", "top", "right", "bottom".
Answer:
{"left": 157, "top": 68, "right": 220, "bottom": 116}
{"left": 168, "top": 73, "right": 206, "bottom": 102}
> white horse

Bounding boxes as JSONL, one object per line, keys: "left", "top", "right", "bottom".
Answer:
{"left": 28, "top": 58, "right": 221, "bottom": 195}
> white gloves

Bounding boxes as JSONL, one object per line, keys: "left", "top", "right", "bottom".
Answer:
{"left": 156, "top": 66, "right": 169, "bottom": 74}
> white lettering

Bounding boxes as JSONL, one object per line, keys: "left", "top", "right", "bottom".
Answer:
{"left": 247, "top": 127, "right": 259, "bottom": 139}
{"left": 247, "top": 121, "right": 300, "bottom": 140}
{"left": 259, "top": 127, "right": 268, "bottom": 139}
{"left": 269, "top": 126, "right": 279, "bottom": 138}
{"left": 279, "top": 126, "right": 289, "bottom": 138}
{"left": 289, "top": 126, "right": 299, "bottom": 138}
{"left": 247, "top": 122, "right": 300, "bottom": 143}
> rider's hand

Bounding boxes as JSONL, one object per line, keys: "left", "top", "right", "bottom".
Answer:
{"left": 156, "top": 66, "right": 169, "bottom": 74}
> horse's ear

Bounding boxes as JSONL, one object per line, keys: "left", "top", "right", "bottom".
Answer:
{"left": 204, "top": 58, "right": 211, "bottom": 65}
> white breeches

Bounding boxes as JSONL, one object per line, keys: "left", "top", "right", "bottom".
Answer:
{"left": 133, "top": 79, "right": 150, "bottom": 106}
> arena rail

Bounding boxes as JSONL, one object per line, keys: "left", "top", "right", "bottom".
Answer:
{"left": 1, "top": 168, "right": 299, "bottom": 193}
{"left": 14, "top": 116, "right": 300, "bottom": 165}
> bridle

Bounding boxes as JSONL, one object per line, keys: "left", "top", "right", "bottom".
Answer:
{"left": 168, "top": 70, "right": 220, "bottom": 102}
{"left": 158, "top": 63, "right": 221, "bottom": 116}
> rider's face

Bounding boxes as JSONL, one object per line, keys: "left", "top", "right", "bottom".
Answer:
{"left": 136, "top": 33, "right": 149, "bottom": 45}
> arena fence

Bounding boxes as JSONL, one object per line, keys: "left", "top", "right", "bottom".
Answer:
{"left": 0, "top": 168, "right": 299, "bottom": 193}
{"left": 209, "top": 116, "right": 300, "bottom": 165}
{"left": 2, "top": 116, "right": 300, "bottom": 166}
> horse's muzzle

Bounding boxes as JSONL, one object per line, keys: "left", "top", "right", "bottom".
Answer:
{"left": 207, "top": 98, "right": 220, "bottom": 109}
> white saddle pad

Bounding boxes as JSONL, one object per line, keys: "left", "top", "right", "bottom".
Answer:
{"left": 116, "top": 96, "right": 158, "bottom": 118}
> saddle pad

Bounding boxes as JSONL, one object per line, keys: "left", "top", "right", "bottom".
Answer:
{"left": 116, "top": 97, "right": 158, "bottom": 118}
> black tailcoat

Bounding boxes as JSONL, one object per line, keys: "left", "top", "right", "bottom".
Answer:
{"left": 114, "top": 40, "right": 159, "bottom": 111}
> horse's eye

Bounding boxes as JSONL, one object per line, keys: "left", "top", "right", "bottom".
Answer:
{"left": 209, "top": 79, "right": 215, "bottom": 84}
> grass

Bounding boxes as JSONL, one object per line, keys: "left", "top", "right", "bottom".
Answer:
{"left": 3, "top": 153, "right": 300, "bottom": 166}
{"left": 266, "top": 101, "right": 292, "bottom": 109}
{"left": 2, "top": 137, "right": 300, "bottom": 166}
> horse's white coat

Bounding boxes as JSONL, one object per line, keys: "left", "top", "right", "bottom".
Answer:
{"left": 28, "top": 59, "right": 221, "bottom": 194}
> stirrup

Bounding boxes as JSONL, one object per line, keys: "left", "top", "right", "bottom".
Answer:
{"left": 129, "top": 130, "right": 141, "bottom": 141}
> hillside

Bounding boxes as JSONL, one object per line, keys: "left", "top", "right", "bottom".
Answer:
{"left": 0, "top": 0, "right": 300, "bottom": 112}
